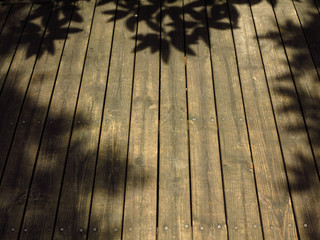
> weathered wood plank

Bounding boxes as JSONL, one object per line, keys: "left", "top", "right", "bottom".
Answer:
{"left": 44, "top": 1, "right": 115, "bottom": 240}
{"left": 87, "top": 0, "right": 138, "bottom": 239}
{"left": 292, "top": 0, "right": 320, "bottom": 78}
{"left": 266, "top": 0, "right": 320, "bottom": 238}
{"left": 158, "top": 0, "right": 192, "bottom": 239}
{"left": 0, "top": 4, "right": 11, "bottom": 33}
{"left": 16, "top": 1, "right": 95, "bottom": 239}
{"left": 183, "top": 0, "right": 227, "bottom": 239}
{"left": 270, "top": 0, "right": 320, "bottom": 177}
{"left": 205, "top": 0, "right": 263, "bottom": 239}
{"left": 229, "top": 1, "right": 298, "bottom": 239}
{"left": 0, "top": 4, "right": 31, "bottom": 94}
{"left": 0, "top": 4, "right": 52, "bottom": 239}
{"left": 122, "top": 1, "right": 160, "bottom": 239}
{"left": 0, "top": 3, "right": 73, "bottom": 240}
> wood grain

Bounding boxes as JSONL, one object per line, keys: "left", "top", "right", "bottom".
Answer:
{"left": 17, "top": 1, "right": 95, "bottom": 239}
{"left": 0, "top": 4, "right": 31, "bottom": 93}
{"left": 229, "top": 1, "right": 298, "bottom": 239}
{"left": 158, "top": 0, "right": 192, "bottom": 239}
{"left": 184, "top": 0, "right": 228, "bottom": 239}
{"left": 267, "top": 0, "right": 320, "bottom": 238}
{"left": 51, "top": 1, "right": 116, "bottom": 239}
{"left": 206, "top": 0, "right": 263, "bottom": 239}
{"left": 0, "top": 3, "right": 52, "bottom": 240}
{"left": 87, "top": 0, "right": 138, "bottom": 239}
{"left": 122, "top": 0, "right": 160, "bottom": 239}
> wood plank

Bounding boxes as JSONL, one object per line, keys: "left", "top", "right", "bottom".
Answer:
{"left": 271, "top": 0, "right": 320, "bottom": 177}
{"left": 266, "top": 0, "right": 320, "bottom": 238}
{"left": 87, "top": 0, "right": 138, "bottom": 239}
{"left": 1, "top": 1, "right": 73, "bottom": 237}
{"left": 51, "top": 1, "right": 117, "bottom": 239}
{"left": 15, "top": 1, "right": 95, "bottom": 239}
{"left": 0, "top": 3, "right": 52, "bottom": 239}
{"left": 205, "top": 0, "right": 263, "bottom": 239}
{"left": 122, "top": 0, "right": 160, "bottom": 239}
{"left": 158, "top": 0, "right": 192, "bottom": 239}
{"left": 0, "top": 4, "right": 11, "bottom": 33}
{"left": 228, "top": 1, "right": 299, "bottom": 239}
{"left": 292, "top": 0, "right": 320, "bottom": 78}
{"left": 184, "top": 0, "right": 227, "bottom": 239}
{"left": 0, "top": 4, "right": 31, "bottom": 94}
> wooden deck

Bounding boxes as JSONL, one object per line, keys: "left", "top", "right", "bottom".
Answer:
{"left": 0, "top": 0, "right": 319, "bottom": 239}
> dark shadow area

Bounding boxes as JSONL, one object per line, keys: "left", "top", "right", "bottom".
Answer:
{"left": 262, "top": 0, "right": 320, "bottom": 238}
{"left": 0, "top": 1, "right": 82, "bottom": 62}
{"left": 0, "top": 0, "right": 277, "bottom": 64}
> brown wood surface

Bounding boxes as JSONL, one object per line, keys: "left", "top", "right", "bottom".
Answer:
{"left": 292, "top": 0, "right": 320, "bottom": 78}
{"left": 0, "top": 4, "right": 52, "bottom": 240}
{"left": 87, "top": 0, "right": 137, "bottom": 239}
{"left": 0, "top": 4, "right": 11, "bottom": 33}
{"left": 0, "top": 5, "right": 32, "bottom": 177}
{"left": 0, "top": 1, "right": 318, "bottom": 239}
{"left": 0, "top": 2, "right": 73, "bottom": 239}
{"left": 52, "top": 0, "right": 116, "bottom": 239}
{"left": 0, "top": 3, "right": 31, "bottom": 179}
{"left": 17, "top": 1, "right": 95, "bottom": 239}
{"left": 229, "top": 1, "right": 298, "bottom": 239}
{"left": 158, "top": 0, "right": 192, "bottom": 239}
{"left": 184, "top": 0, "right": 227, "bottom": 239}
{"left": 206, "top": 0, "right": 263, "bottom": 239}
{"left": 268, "top": 0, "right": 320, "bottom": 238}
{"left": 122, "top": 0, "right": 160, "bottom": 239}
{"left": 0, "top": 4, "right": 31, "bottom": 92}
{"left": 271, "top": 0, "right": 320, "bottom": 178}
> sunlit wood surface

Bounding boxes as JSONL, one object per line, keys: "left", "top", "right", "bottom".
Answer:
{"left": 0, "top": 0, "right": 319, "bottom": 239}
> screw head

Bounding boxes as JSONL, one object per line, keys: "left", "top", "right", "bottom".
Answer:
{"left": 79, "top": 228, "right": 84, "bottom": 233}
{"left": 24, "top": 228, "right": 28, "bottom": 232}
{"left": 304, "top": 224, "right": 308, "bottom": 227}
{"left": 217, "top": 225, "right": 222, "bottom": 229}
{"left": 185, "top": 224, "right": 189, "bottom": 228}
{"left": 164, "top": 226, "right": 168, "bottom": 231}
{"left": 11, "top": 227, "right": 15, "bottom": 232}
{"left": 113, "top": 228, "right": 118, "bottom": 232}
{"left": 200, "top": 226, "right": 204, "bottom": 231}
{"left": 93, "top": 228, "right": 97, "bottom": 232}
{"left": 60, "top": 227, "right": 64, "bottom": 232}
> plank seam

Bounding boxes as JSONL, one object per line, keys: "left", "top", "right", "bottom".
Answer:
{"left": 120, "top": 0, "right": 140, "bottom": 237}
{"left": 182, "top": 0, "right": 194, "bottom": 232}
{"left": 156, "top": 0, "right": 163, "bottom": 235}
{"left": 204, "top": 0, "right": 230, "bottom": 238}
